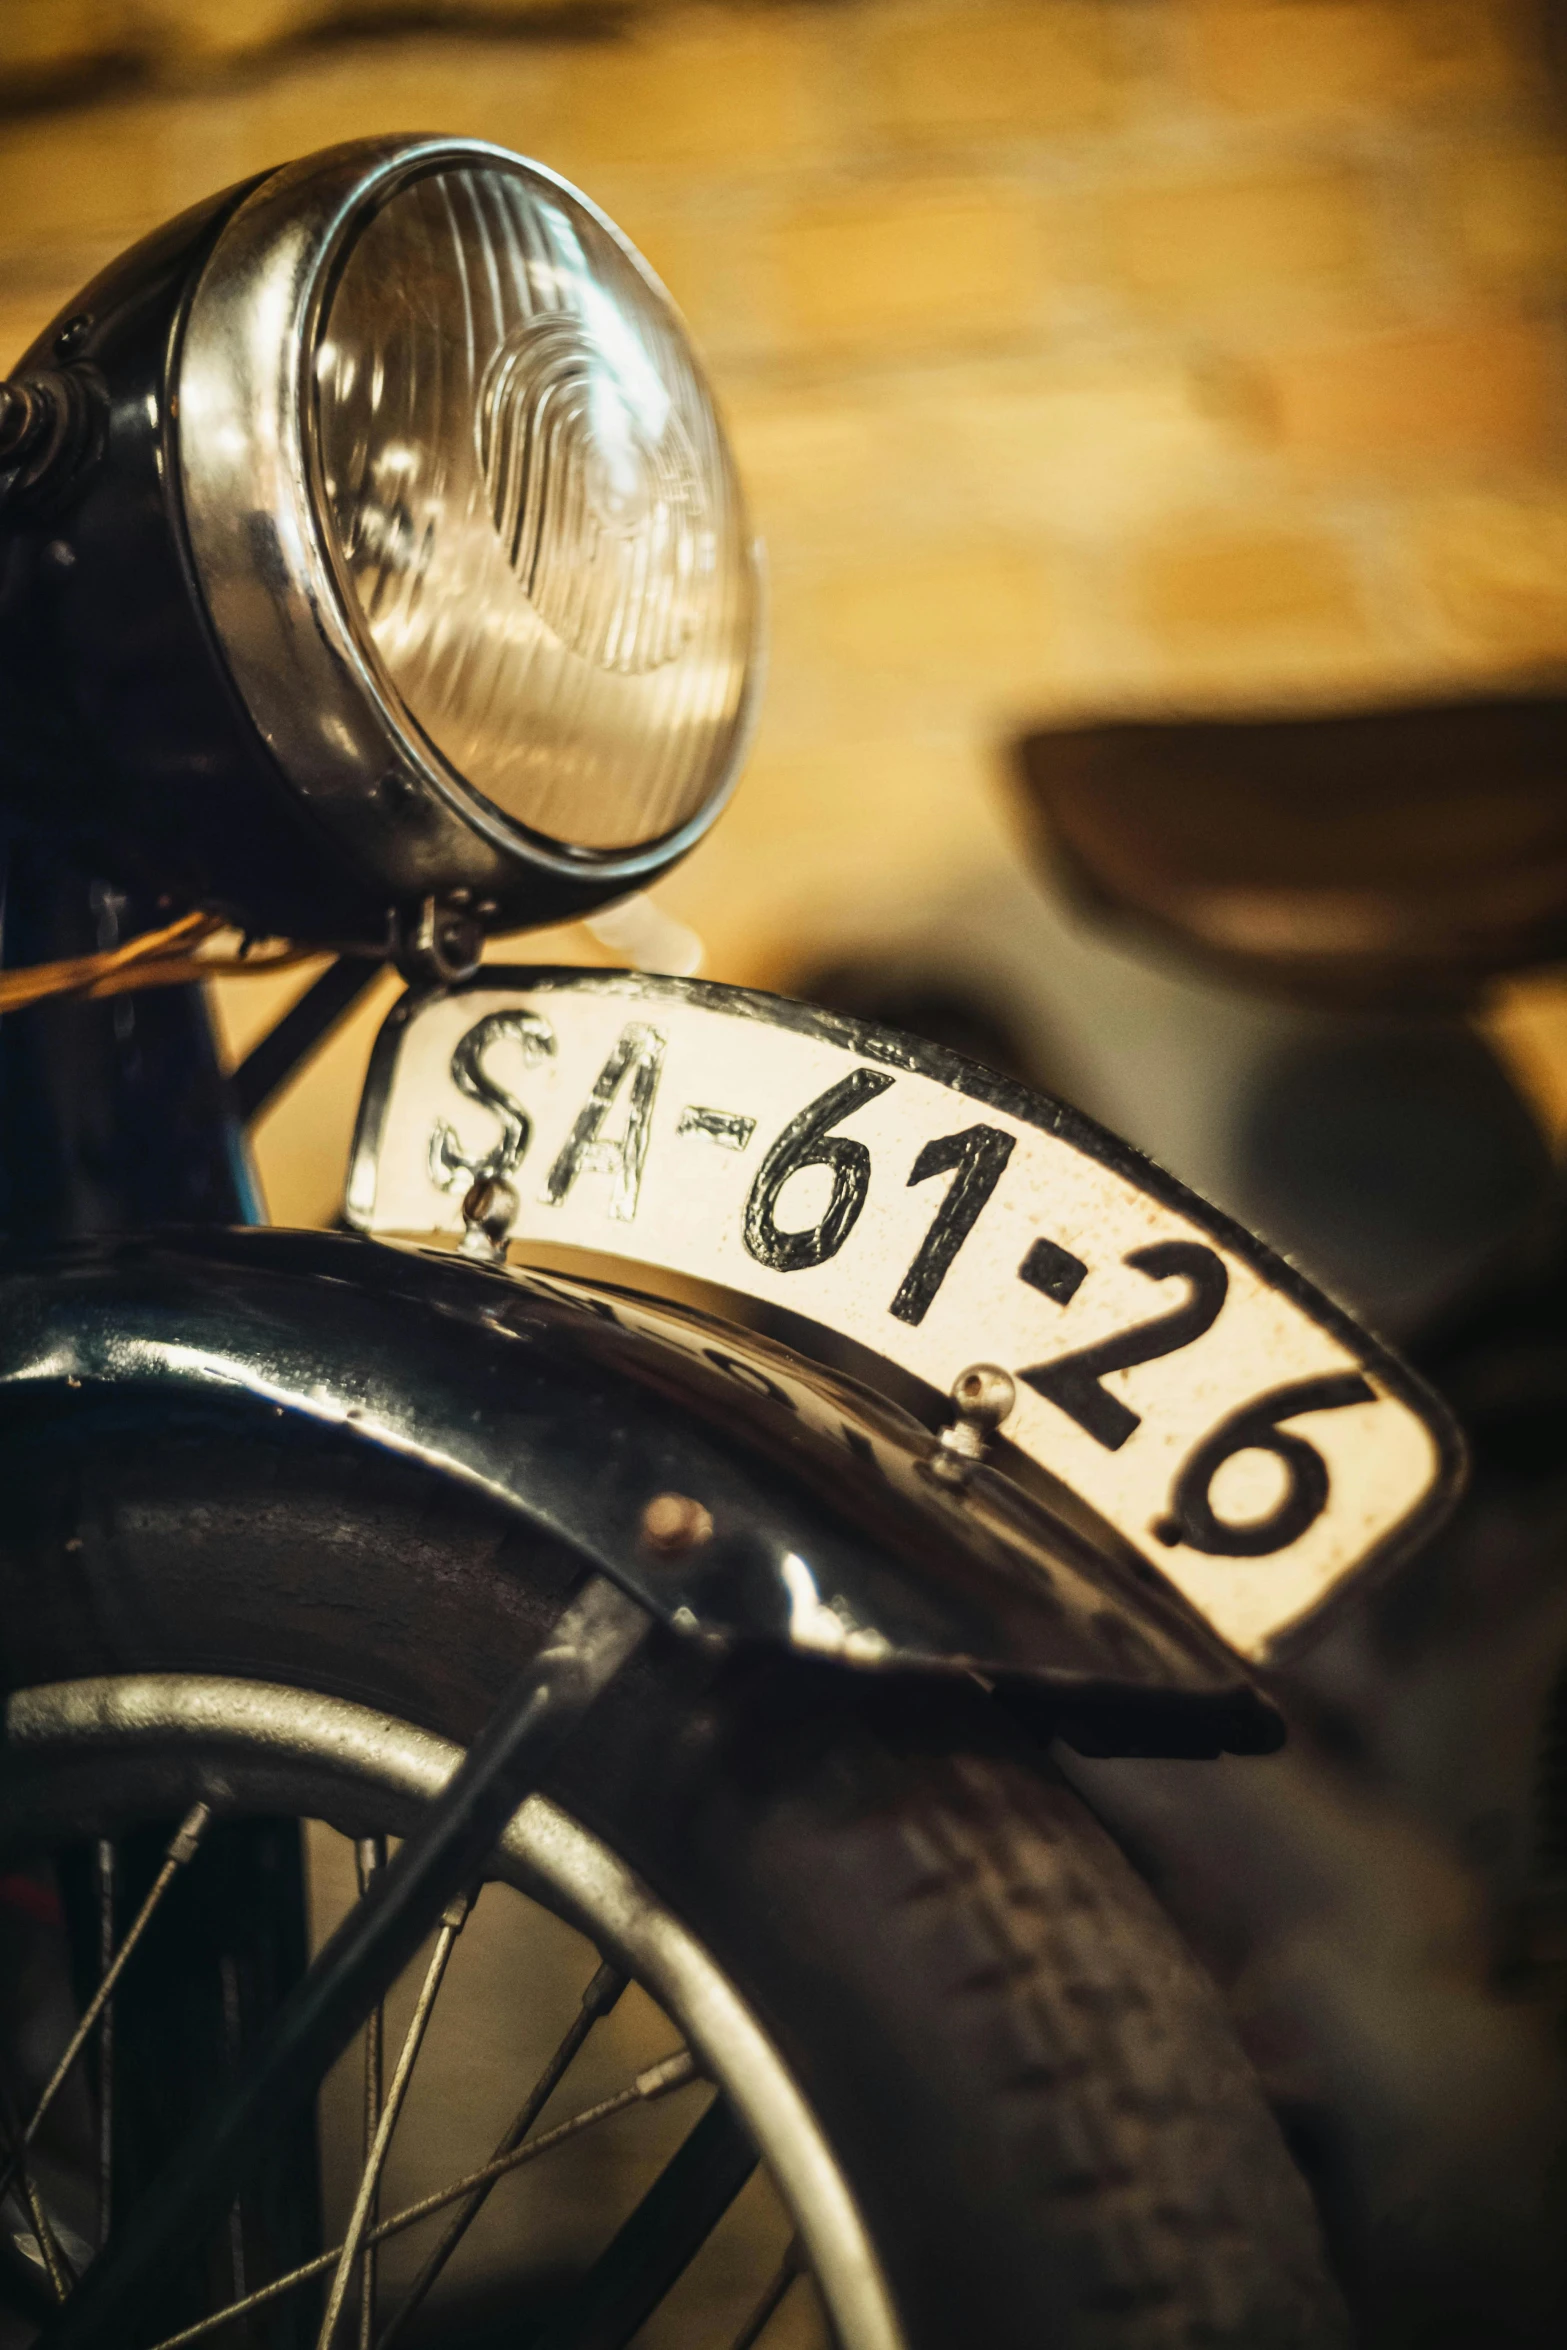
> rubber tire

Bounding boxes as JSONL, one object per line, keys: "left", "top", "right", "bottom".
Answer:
{"left": 0, "top": 1415, "right": 1349, "bottom": 2350}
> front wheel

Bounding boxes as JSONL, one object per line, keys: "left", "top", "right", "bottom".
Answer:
{"left": 0, "top": 1426, "right": 1347, "bottom": 2348}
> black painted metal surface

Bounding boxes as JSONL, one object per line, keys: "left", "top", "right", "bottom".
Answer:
{"left": 530, "top": 2095, "right": 758, "bottom": 2350}
{"left": 0, "top": 1224, "right": 1281, "bottom": 1755}
{"left": 0, "top": 846, "right": 259, "bottom": 1238}
{"left": 230, "top": 956, "right": 384, "bottom": 1126}
{"left": 0, "top": 177, "right": 358, "bottom": 943}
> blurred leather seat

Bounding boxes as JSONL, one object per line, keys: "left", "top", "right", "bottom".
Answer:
{"left": 1015, "top": 695, "right": 1567, "bottom": 1005}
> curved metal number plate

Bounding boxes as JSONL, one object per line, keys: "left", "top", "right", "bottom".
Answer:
{"left": 349, "top": 970, "right": 1462, "bottom": 1659}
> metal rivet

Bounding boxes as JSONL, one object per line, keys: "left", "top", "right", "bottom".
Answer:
{"left": 950, "top": 1363, "right": 1016, "bottom": 1430}
{"left": 461, "top": 1175, "right": 519, "bottom": 1263}
{"left": 928, "top": 1362, "right": 1017, "bottom": 1488}
{"left": 641, "top": 1493, "right": 714, "bottom": 1555}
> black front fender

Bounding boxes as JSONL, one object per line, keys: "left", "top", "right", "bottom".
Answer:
{"left": 0, "top": 1229, "right": 1281, "bottom": 1755}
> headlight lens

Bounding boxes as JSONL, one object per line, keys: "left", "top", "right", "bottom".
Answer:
{"left": 315, "top": 158, "right": 751, "bottom": 854}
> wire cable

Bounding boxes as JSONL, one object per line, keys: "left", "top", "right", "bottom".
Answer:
{"left": 0, "top": 912, "right": 327, "bottom": 1016}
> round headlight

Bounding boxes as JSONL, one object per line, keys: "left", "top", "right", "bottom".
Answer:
{"left": 315, "top": 160, "right": 746, "bottom": 854}
{"left": 0, "top": 137, "right": 760, "bottom": 943}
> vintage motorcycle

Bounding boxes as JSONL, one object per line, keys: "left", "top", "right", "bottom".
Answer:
{"left": 0, "top": 134, "right": 1462, "bottom": 2350}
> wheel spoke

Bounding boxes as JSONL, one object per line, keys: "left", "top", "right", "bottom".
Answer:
{"left": 315, "top": 1886, "right": 469, "bottom": 2350}
{"left": 143, "top": 2049, "right": 698, "bottom": 2350}
{"left": 529, "top": 2094, "right": 758, "bottom": 2350}
{"left": 38, "top": 1575, "right": 651, "bottom": 2349}
{"left": 217, "top": 1955, "right": 248, "bottom": 2314}
{"left": 10, "top": 2172, "right": 72, "bottom": 2303}
{"left": 0, "top": 1806, "right": 211, "bottom": 2219}
{"left": 374, "top": 1956, "right": 626, "bottom": 2350}
{"left": 353, "top": 1837, "right": 388, "bottom": 2350}
{"left": 725, "top": 2238, "right": 803, "bottom": 2350}
{"left": 0, "top": 2074, "right": 72, "bottom": 2304}
{"left": 94, "top": 1839, "right": 114, "bottom": 2251}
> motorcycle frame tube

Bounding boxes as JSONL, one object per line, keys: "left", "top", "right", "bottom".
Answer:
{"left": 0, "top": 1227, "right": 1282, "bottom": 1757}
{"left": 0, "top": 841, "right": 262, "bottom": 1239}
{"left": 175, "top": 134, "right": 763, "bottom": 914}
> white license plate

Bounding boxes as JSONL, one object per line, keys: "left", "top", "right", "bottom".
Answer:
{"left": 348, "top": 970, "right": 1461, "bottom": 1660}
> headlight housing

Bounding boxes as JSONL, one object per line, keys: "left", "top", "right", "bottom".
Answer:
{"left": 0, "top": 136, "right": 760, "bottom": 945}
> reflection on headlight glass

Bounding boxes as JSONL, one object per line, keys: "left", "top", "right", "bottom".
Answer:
{"left": 315, "top": 162, "right": 755, "bottom": 853}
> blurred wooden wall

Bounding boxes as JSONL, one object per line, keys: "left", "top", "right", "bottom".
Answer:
{"left": 4, "top": 1, "right": 1567, "bottom": 1218}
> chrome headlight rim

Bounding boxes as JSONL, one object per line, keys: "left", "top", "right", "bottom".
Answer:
{"left": 174, "top": 132, "right": 761, "bottom": 903}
